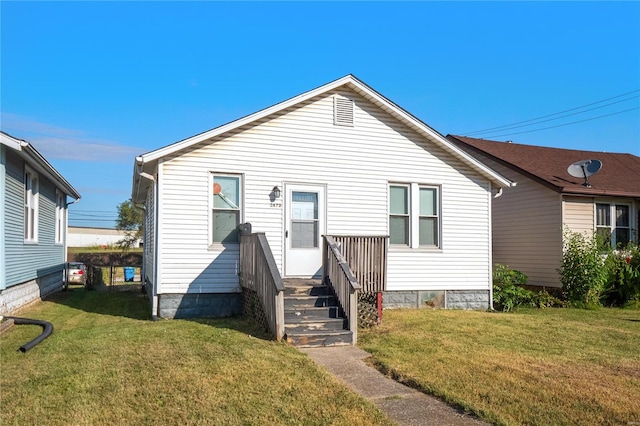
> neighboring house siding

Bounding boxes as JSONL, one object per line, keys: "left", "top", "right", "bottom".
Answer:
{"left": 158, "top": 89, "right": 493, "bottom": 294}
{"left": 4, "top": 150, "right": 66, "bottom": 288}
{"left": 563, "top": 196, "right": 595, "bottom": 236}
{"left": 460, "top": 150, "right": 564, "bottom": 288}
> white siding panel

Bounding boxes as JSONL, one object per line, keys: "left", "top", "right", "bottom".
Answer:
{"left": 563, "top": 196, "right": 594, "bottom": 235}
{"left": 158, "top": 90, "right": 494, "bottom": 294}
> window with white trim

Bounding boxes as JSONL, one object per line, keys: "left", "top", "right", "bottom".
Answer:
{"left": 24, "top": 166, "right": 39, "bottom": 242}
{"left": 211, "top": 174, "right": 241, "bottom": 244}
{"left": 55, "top": 191, "right": 65, "bottom": 244}
{"left": 389, "top": 183, "right": 440, "bottom": 248}
{"left": 596, "top": 203, "right": 631, "bottom": 247}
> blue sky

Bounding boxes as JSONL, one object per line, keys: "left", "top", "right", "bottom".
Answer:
{"left": 2, "top": 1, "right": 639, "bottom": 228}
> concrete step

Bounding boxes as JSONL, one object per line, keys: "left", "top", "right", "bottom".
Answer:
{"left": 285, "top": 330, "right": 353, "bottom": 348}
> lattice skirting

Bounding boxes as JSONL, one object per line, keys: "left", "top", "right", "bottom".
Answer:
{"left": 358, "top": 291, "right": 380, "bottom": 328}
{"left": 242, "top": 288, "right": 270, "bottom": 334}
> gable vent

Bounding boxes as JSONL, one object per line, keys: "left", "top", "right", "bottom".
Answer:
{"left": 334, "top": 95, "right": 354, "bottom": 127}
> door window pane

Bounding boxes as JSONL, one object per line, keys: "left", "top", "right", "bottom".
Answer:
{"left": 291, "top": 191, "right": 319, "bottom": 248}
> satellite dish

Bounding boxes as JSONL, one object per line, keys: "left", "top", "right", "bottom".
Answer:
{"left": 567, "top": 159, "right": 602, "bottom": 188}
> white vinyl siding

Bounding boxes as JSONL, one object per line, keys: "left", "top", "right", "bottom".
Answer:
{"left": 563, "top": 196, "right": 594, "bottom": 235}
{"left": 157, "top": 89, "right": 495, "bottom": 294}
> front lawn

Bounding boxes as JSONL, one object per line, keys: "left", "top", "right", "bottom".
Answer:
{"left": 359, "top": 308, "right": 640, "bottom": 426}
{"left": 1, "top": 289, "right": 392, "bottom": 426}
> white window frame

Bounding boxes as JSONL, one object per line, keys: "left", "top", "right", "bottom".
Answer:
{"left": 55, "top": 190, "right": 65, "bottom": 245}
{"left": 210, "top": 173, "right": 243, "bottom": 245}
{"left": 389, "top": 183, "right": 441, "bottom": 249}
{"left": 596, "top": 202, "right": 633, "bottom": 247}
{"left": 24, "top": 165, "right": 39, "bottom": 243}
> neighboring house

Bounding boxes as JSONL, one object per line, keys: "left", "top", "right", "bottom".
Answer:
{"left": 67, "top": 226, "right": 142, "bottom": 248}
{"left": 1, "top": 132, "right": 81, "bottom": 315}
{"left": 132, "top": 75, "right": 513, "bottom": 319}
{"left": 448, "top": 135, "right": 640, "bottom": 289}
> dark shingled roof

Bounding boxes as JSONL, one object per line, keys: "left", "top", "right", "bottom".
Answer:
{"left": 447, "top": 135, "right": 640, "bottom": 198}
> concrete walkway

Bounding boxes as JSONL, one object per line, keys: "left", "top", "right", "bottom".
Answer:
{"left": 301, "top": 346, "right": 488, "bottom": 426}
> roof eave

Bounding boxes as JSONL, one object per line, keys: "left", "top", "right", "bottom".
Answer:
{"left": 1, "top": 132, "right": 81, "bottom": 200}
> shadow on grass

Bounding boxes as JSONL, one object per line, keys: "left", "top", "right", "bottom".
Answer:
{"left": 46, "top": 285, "right": 276, "bottom": 341}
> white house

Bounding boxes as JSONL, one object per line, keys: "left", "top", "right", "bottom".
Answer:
{"left": 67, "top": 226, "right": 142, "bottom": 248}
{"left": 132, "top": 75, "right": 514, "bottom": 319}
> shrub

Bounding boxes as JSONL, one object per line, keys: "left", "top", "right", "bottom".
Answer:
{"left": 558, "top": 229, "right": 608, "bottom": 308}
{"left": 493, "top": 264, "right": 565, "bottom": 311}
{"left": 603, "top": 243, "right": 640, "bottom": 306}
{"left": 493, "top": 264, "right": 533, "bottom": 312}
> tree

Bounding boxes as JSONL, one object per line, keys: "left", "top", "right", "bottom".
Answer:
{"left": 116, "top": 198, "right": 143, "bottom": 250}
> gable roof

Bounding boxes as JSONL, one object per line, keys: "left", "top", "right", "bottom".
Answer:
{"left": 447, "top": 135, "right": 640, "bottom": 198}
{"left": 132, "top": 75, "right": 514, "bottom": 202}
{"left": 1, "top": 131, "right": 81, "bottom": 200}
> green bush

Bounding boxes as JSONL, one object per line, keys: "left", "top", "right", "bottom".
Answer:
{"left": 558, "top": 229, "right": 609, "bottom": 308}
{"left": 493, "top": 264, "right": 564, "bottom": 312}
{"left": 493, "top": 264, "right": 533, "bottom": 312}
{"left": 603, "top": 243, "right": 640, "bottom": 306}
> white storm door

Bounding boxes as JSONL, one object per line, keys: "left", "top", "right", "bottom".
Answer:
{"left": 284, "top": 184, "right": 326, "bottom": 277}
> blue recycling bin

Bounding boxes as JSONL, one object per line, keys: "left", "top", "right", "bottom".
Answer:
{"left": 124, "top": 267, "right": 135, "bottom": 282}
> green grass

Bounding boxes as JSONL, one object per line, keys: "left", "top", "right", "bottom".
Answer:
{"left": 1, "top": 289, "right": 392, "bottom": 426}
{"left": 359, "top": 307, "right": 640, "bottom": 426}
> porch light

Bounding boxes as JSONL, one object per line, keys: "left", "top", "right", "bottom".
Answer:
{"left": 272, "top": 186, "right": 281, "bottom": 199}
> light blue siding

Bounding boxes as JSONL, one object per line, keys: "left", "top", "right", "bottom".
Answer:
{"left": 3, "top": 149, "right": 66, "bottom": 289}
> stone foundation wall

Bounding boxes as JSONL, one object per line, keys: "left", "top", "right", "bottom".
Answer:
{"left": 382, "top": 289, "right": 489, "bottom": 310}
{"left": 0, "top": 271, "right": 63, "bottom": 316}
{"left": 158, "top": 293, "right": 242, "bottom": 319}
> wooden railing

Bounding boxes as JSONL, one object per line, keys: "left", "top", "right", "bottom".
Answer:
{"left": 328, "top": 235, "right": 388, "bottom": 293}
{"left": 239, "top": 229, "right": 285, "bottom": 341}
{"left": 322, "top": 236, "right": 361, "bottom": 344}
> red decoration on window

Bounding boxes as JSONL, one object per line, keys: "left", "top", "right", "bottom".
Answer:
{"left": 213, "top": 182, "right": 222, "bottom": 195}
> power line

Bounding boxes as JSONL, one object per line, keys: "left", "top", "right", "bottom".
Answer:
{"left": 464, "top": 95, "right": 638, "bottom": 136}
{"left": 479, "top": 106, "right": 640, "bottom": 139}
{"left": 462, "top": 89, "right": 640, "bottom": 136}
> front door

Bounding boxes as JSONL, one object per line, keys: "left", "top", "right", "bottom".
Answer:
{"left": 284, "top": 184, "right": 326, "bottom": 277}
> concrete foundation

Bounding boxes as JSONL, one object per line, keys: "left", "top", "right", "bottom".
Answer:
{"left": 158, "top": 293, "right": 242, "bottom": 319}
{"left": 382, "top": 289, "right": 489, "bottom": 310}
{"left": 0, "top": 271, "right": 63, "bottom": 316}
